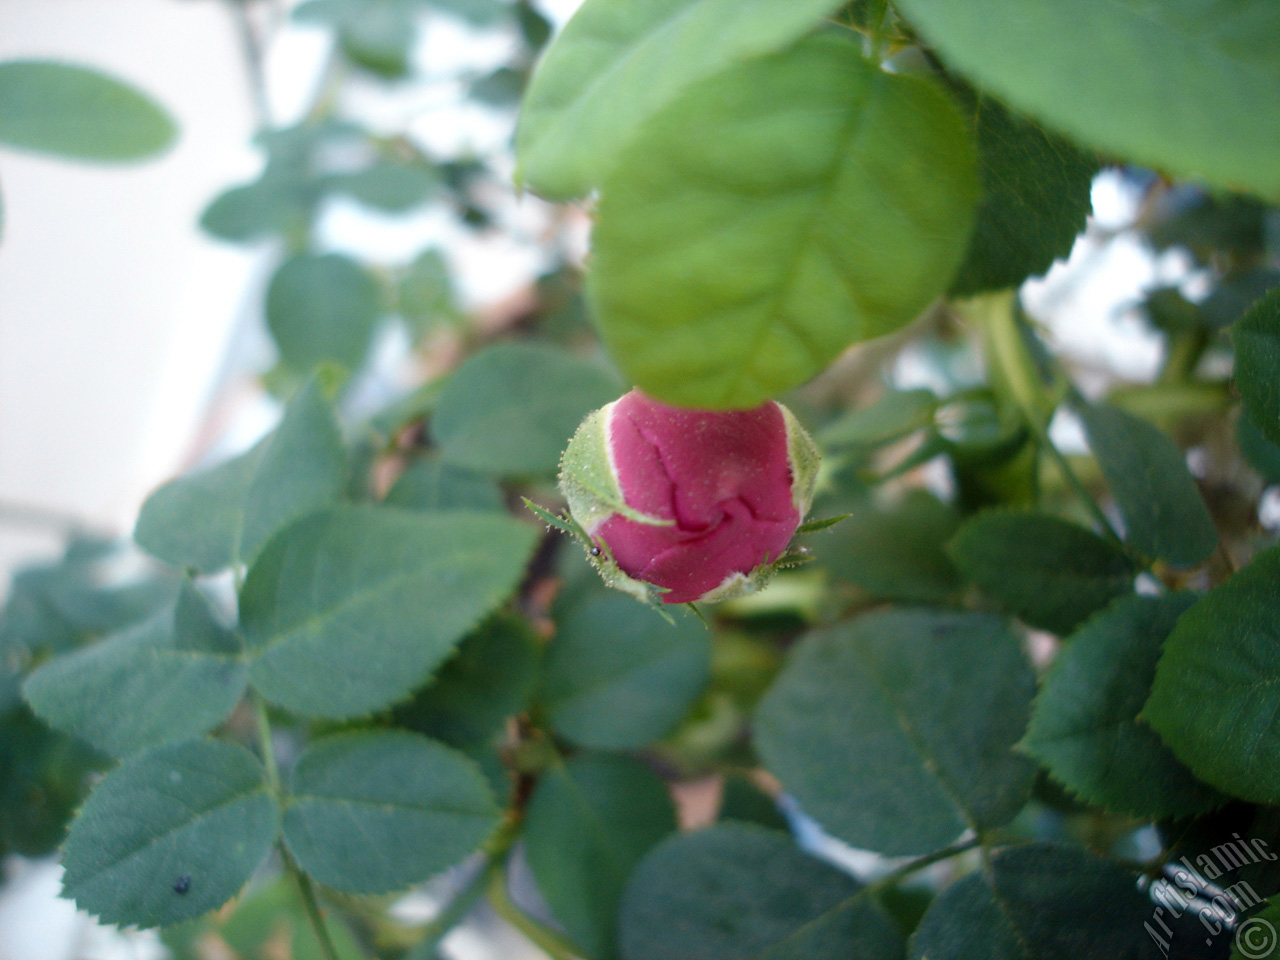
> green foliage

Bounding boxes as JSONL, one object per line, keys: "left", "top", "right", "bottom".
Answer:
{"left": 755, "top": 609, "right": 1036, "bottom": 855}
{"left": 241, "top": 505, "right": 538, "bottom": 719}
{"left": 1077, "top": 402, "right": 1218, "bottom": 567}
{"left": 907, "top": 844, "right": 1150, "bottom": 959}
{"left": 817, "top": 388, "right": 937, "bottom": 450}
{"left": 0, "top": 61, "right": 175, "bottom": 162}
{"left": 620, "top": 823, "right": 903, "bottom": 960}
{"left": 430, "top": 342, "right": 623, "bottom": 475}
{"left": 541, "top": 592, "right": 710, "bottom": 749}
{"left": 384, "top": 455, "right": 505, "bottom": 512}
{"left": 894, "top": 0, "right": 1280, "bottom": 200}
{"left": 135, "top": 378, "right": 346, "bottom": 573}
{"left": 266, "top": 254, "right": 386, "bottom": 373}
{"left": 1021, "top": 593, "right": 1224, "bottom": 818}
{"left": 524, "top": 753, "right": 677, "bottom": 958}
{"left": 61, "top": 739, "right": 280, "bottom": 929}
{"left": 281, "top": 730, "right": 501, "bottom": 894}
{"left": 515, "top": 0, "right": 846, "bottom": 199}
{"left": 589, "top": 34, "right": 979, "bottom": 409}
{"left": 1234, "top": 286, "right": 1280, "bottom": 444}
{"left": 949, "top": 89, "right": 1097, "bottom": 295}
{"left": 949, "top": 510, "right": 1136, "bottom": 633}
{"left": 1145, "top": 544, "right": 1280, "bottom": 803}
{"left": 23, "top": 580, "right": 246, "bottom": 757}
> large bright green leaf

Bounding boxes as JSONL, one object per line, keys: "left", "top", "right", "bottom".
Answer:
{"left": 524, "top": 754, "right": 676, "bottom": 959}
{"left": 542, "top": 592, "right": 710, "bottom": 749}
{"left": 281, "top": 730, "right": 501, "bottom": 894}
{"left": 134, "top": 378, "right": 346, "bottom": 573}
{"left": 1077, "top": 402, "right": 1218, "bottom": 568}
{"left": 1021, "top": 594, "right": 1224, "bottom": 819}
{"left": 241, "top": 505, "right": 537, "bottom": 719}
{"left": 1234, "top": 287, "right": 1280, "bottom": 444}
{"left": 950, "top": 89, "right": 1096, "bottom": 296}
{"left": 620, "top": 823, "right": 902, "bottom": 960}
{"left": 588, "top": 35, "right": 979, "bottom": 409}
{"left": 755, "top": 609, "right": 1036, "bottom": 856}
{"left": 60, "top": 740, "right": 279, "bottom": 929}
{"left": 266, "top": 253, "right": 385, "bottom": 372}
{"left": 430, "top": 342, "right": 622, "bottom": 476}
{"left": 894, "top": 0, "right": 1280, "bottom": 200}
{"left": 949, "top": 510, "right": 1135, "bottom": 633}
{"left": 0, "top": 61, "right": 176, "bottom": 162}
{"left": 23, "top": 581, "right": 246, "bottom": 757}
{"left": 1144, "top": 545, "right": 1280, "bottom": 803}
{"left": 515, "top": 0, "right": 845, "bottom": 199}
{"left": 907, "top": 844, "right": 1150, "bottom": 960}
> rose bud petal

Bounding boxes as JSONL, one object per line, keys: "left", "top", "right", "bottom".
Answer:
{"left": 558, "top": 389, "right": 820, "bottom": 605}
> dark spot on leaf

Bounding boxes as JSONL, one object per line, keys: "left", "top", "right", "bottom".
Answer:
{"left": 173, "top": 874, "right": 191, "bottom": 894}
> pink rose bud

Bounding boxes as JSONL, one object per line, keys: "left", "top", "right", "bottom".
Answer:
{"left": 558, "top": 389, "right": 820, "bottom": 605}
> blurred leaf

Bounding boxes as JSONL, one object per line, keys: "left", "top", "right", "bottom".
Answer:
{"left": 135, "top": 378, "right": 346, "bottom": 573}
{"left": 516, "top": 0, "right": 844, "bottom": 199}
{"left": 1238, "top": 414, "right": 1280, "bottom": 485}
{"left": 1144, "top": 544, "right": 1280, "bottom": 804}
{"left": 384, "top": 455, "right": 505, "bottom": 513}
{"left": 620, "top": 823, "right": 902, "bottom": 960}
{"left": 906, "top": 844, "right": 1150, "bottom": 960}
{"left": 1234, "top": 286, "right": 1280, "bottom": 444}
{"left": 894, "top": 0, "right": 1280, "bottom": 200}
{"left": 331, "top": 160, "right": 439, "bottom": 212}
{"left": 524, "top": 753, "right": 677, "bottom": 959}
{"left": 817, "top": 389, "right": 937, "bottom": 449}
{"left": 470, "top": 66, "right": 527, "bottom": 107}
{"left": 718, "top": 774, "right": 787, "bottom": 831}
{"left": 0, "top": 61, "right": 175, "bottom": 162}
{"left": 1231, "top": 901, "right": 1280, "bottom": 960}
{"left": 588, "top": 36, "right": 978, "bottom": 408}
{"left": 397, "top": 249, "right": 456, "bottom": 331}
{"left": 813, "top": 490, "right": 961, "bottom": 603}
{"left": 296, "top": 0, "right": 421, "bottom": 77}
{"left": 755, "top": 609, "right": 1036, "bottom": 856}
{"left": 61, "top": 739, "right": 279, "bottom": 929}
{"left": 431, "top": 342, "right": 622, "bottom": 475}
{"left": 394, "top": 614, "right": 541, "bottom": 746}
{"left": 542, "top": 592, "right": 710, "bottom": 750}
{"left": 23, "top": 581, "right": 246, "bottom": 757}
{"left": 949, "top": 510, "right": 1135, "bottom": 634}
{"left": 242, "top": 505, "right": 537, "bottom": 719}
{"left": 1077, "top": 402, "right": 1218, "bottom": 568}
{"left": 949, "top": 89, "right": 1096, "bottom": 296}
{"left": 200, "top": 174, "right": 317, "bottom": 242}
{"left": 282, "top": 730, "right": 500, "bottom": 894}
{"left": 1021, "top": 593, "right": 1225, "bottom": 819}
{"left": 267, "top": 253, "right": 385, "bottom": 373}
{"left": 430, "top": 0, "right": 509, "bottom": 26}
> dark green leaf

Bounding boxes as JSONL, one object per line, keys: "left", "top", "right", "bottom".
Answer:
{"left": 949, "top": 90, "right": 1096, "bottom": 296}
{"left": 282, "top": 730, "right": 501, "bottom": 894}
{"left": 620, "top": 823, "right": 903, "bottom": 960}
{"left": 430, "top": 342, "right": 622, "bottom": 475}
{"left": 394, "top": 614, "right": 541, "bottom": 747}
{"left": 0, "top": 61, "right": 175, "bottom": 162}
{"left": 755, "top": 609, "right": 1036, "bottom": 856}
{"left": 894, "top": 0, "right": 1280, "bottom": 200}
{"left": 542, "top": 592, "right": 710, "bottom": 749}
{"left": 817, "top": 389, "right": 937, "bottom": 449}
{"left": 524, "top": 754, "right": 676, "bottom": 959}
{"left": 23, "top": 581, "right": 246, "bottom": 757}
{"left": 1234, "top": 286, "right": 1280, "bottom": 444}
{"left": 266, "top": 253, "right": 385, "bottom": 372}
{"left": 1231, "top": 901, "right": 1280, "bottom": 960}
{"left": 1021, "top": 593, "right": 1224, "bottom": 819}
{"left": 1077, "top": 402, "right": 1218, "bottom": 568}
{"left": 331, "top": 161, "right": 438, "bottom": 212}
{"left": 588, "top": 35, "right": 979, "bottom": 408}
{"left": 384, "top": 456, "right": 505, "bottom": 513}
{"left": 242, "top": 505, "right": 538, "bottom": 719}
{"left": 1144, "top": 544, "right": 1280, "bottom": 804}
{"left": 61, "top": 739, "right": 279, "bottom": 928}
{"left": 813, "top": 490, "right": 961, "bottom": 603}
{"left": 1238, "top": 414, "right": 1280, "bottom": 485}
{"left": 200, "top": 175, "right": 317, "bottom": 242}
{"left": 907, "top": 844, "right": 1150, "bottom": 960}
{"left": 949, "top": 510, "right": 1135, "bottom": 633}
{"left": 515, "top": 0, "right": 846, "bottom": 199}
{"left": 135, "top": 378, "right": 346, "bottom": 573}
{"left": 718, "top": 774, "right": 787, "bottom": 831}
